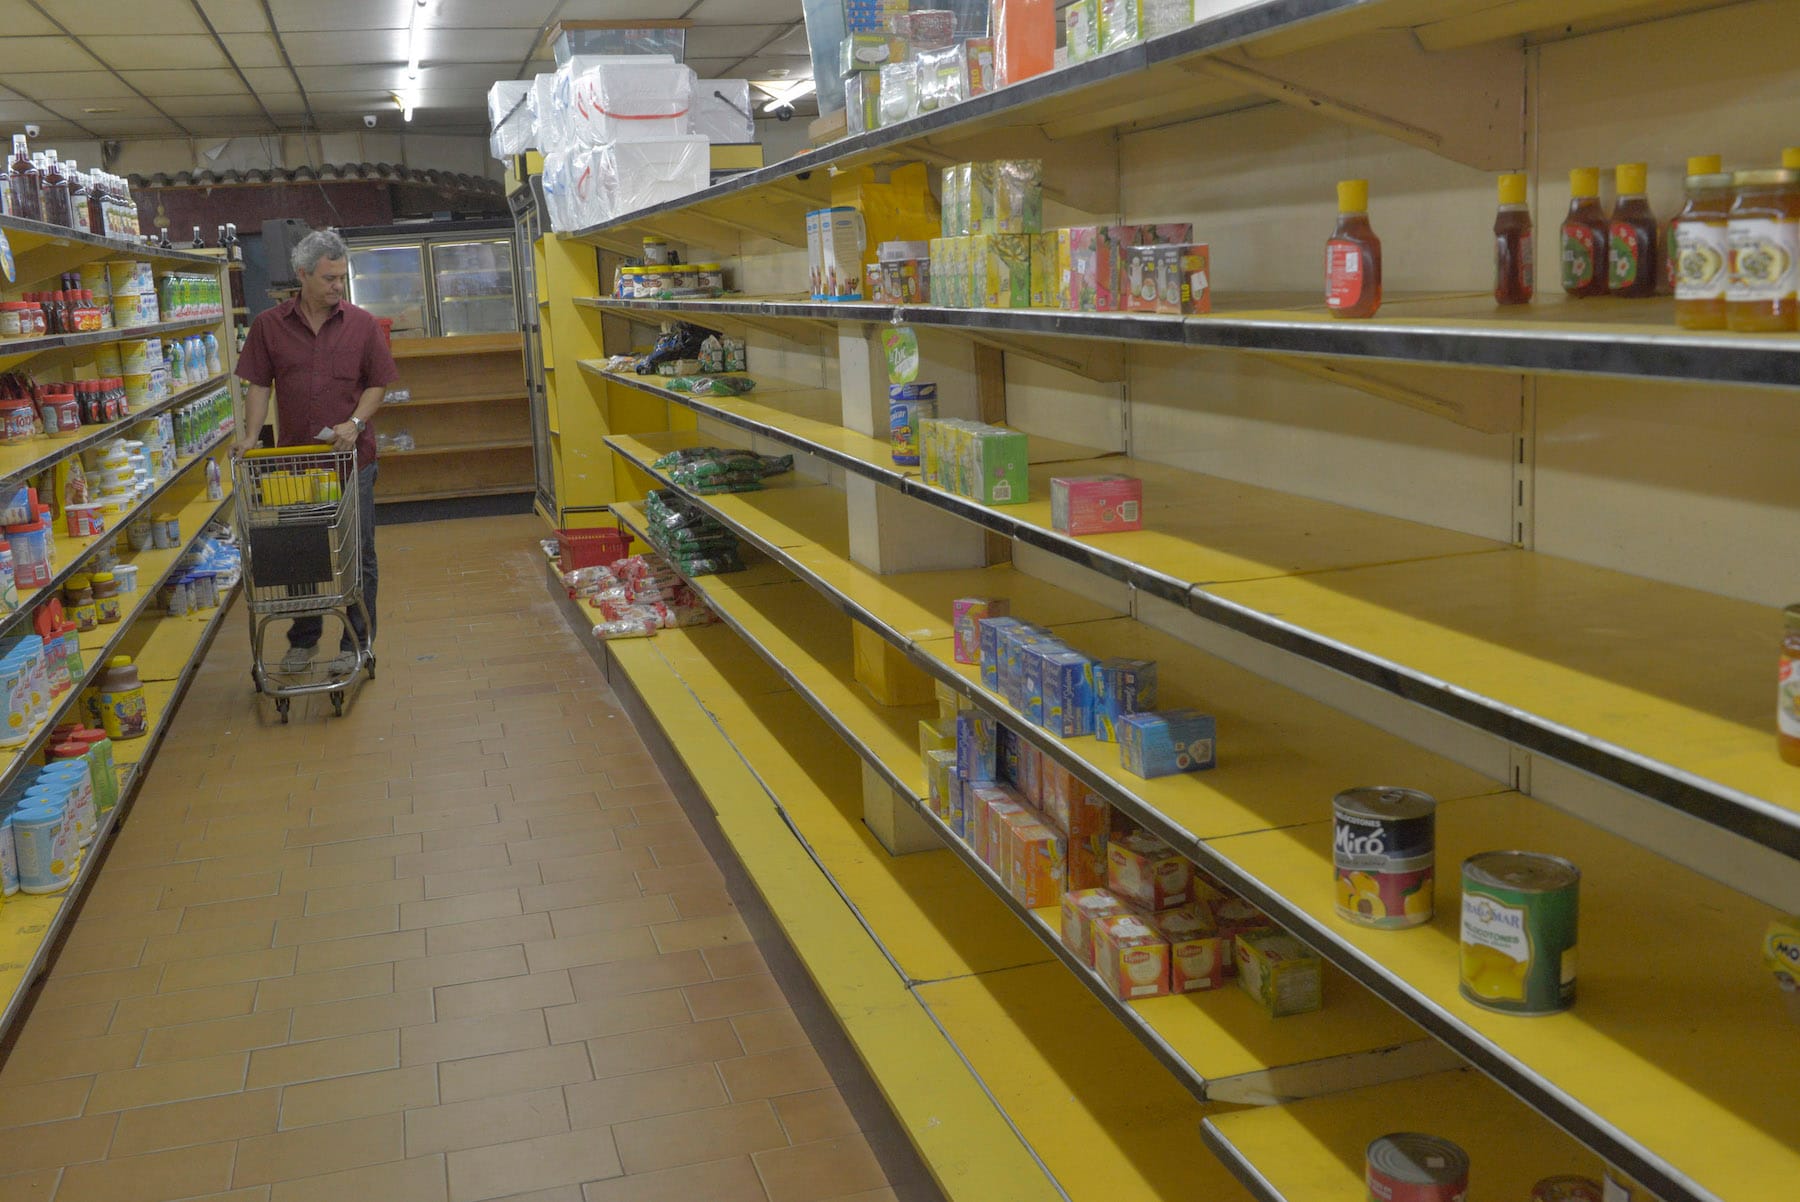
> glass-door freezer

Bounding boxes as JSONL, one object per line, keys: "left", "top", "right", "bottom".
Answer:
{"left": 430, "top": 239, "right": 518, "bottom": 337}
{"left": 346, "top": 243, "right": 429, "bottom": 336}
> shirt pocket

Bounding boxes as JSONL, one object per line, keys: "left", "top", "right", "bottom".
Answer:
{"left": 330, "top": 358, "right": 363, "bottom": 388}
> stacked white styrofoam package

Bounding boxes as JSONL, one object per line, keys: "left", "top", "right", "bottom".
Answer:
{"left": 487, "top": 81, "right": 533, "bottom": 160}
{"left": 691, "top": 80, "right": 755, "bottom": 145}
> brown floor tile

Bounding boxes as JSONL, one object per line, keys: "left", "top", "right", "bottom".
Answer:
{"left": 3, "top": 1030, "right": 142, "bottom": 1084}
{"left": 684, "top": 974, "right": 788, "bottom": 1022}
{"left": 0, "top": 1113, "right": 118, "bottom": 1172}
{"left": 0, "top": 1167, "right": 57, "bottom": 1201}
{"left": 233, "top": 1112, "right": 404, "bottom": 1187}
{"left": 517, "top": 873, "right": 642, "bottom": 916}
{"left": 301, "top": 876, "right": 424, "bottom": 915}
{"left": 424, "top": 912, "right": 553, "bottom": 957}
{"left": 394, "top": 804, "right": 501, "bottom": 835}
{"left": 392, "top": 945, "right": 528, "bottom": 992}
{"left": 585, "top": 1018, "right": 743, "bottom": 1079}
{"left": 12, "top": 999, "right": 114, "bottom": 1045}
{"left": 266, "top": 1151, "right": 448, "bottom": 1202}
{"left": 109, "top": 1088, "right": 282, "bottom": 1156}
{"left": 49, "top": 935, "right": 147, "bottom": 977}
{"left": 305, "top": 833, "right": 422, "bottom": 868}
{"left": 544, "top": 986, "right": 693, "bottom": 1045}
{"left": 405, "top": 1086, "right": 569, "bottom": 1157}
{"left": 0, "top": 1076, "right": 92, "bottom": 1126}
{"left": 418, "top": 819, "right": 532, "bottom": 854}
{"left": 179, "top": 895, "right": 307, "bottom": 934}
{"left": 650, "top": 913, "right": 752, "bottom": 955}
{"left": 433, "top": 970, "right": 573, "bottom": 1021}
{"left": 399, "top": 1010, "right": 547, "bottom": 1068}
{"left": 505, "top": 828, "right": 622, "bottom": 864}
{"left": 565, "top": 1061, "right": 729, "bottom": 1129}
{"left": 772, "top": 1090, "right": 860, "bottom": 1146}
{"left": 253, "top": 963, "right": 393, "bottom": 1011}
{"left": 156, "top": 946, "right": 298, "bottom": 993}
{"left": 520, "top": 928, "right": 657, "bottom": 976}
{"left": 283, "top": 817, "right": 395, "bottom": 848}
{"left": 421, "top": 861, "right": 544, "bottom": 901}
{"left": 704, "top": 942, "right": 770, "bottom": 980}
{"left": 275, "top": 859, "right": 397, "bottom": 895}
{"left": 53, "top": 1141, "right": 236, "bottom": 1202}
{"left": 34, "top": 964, "right": 164, "bottom": 1012}
{"left": 580, "top": 1155, "right": 770, "bottom": 1202}
{"left": 672, "top": 884, "right": 739, "bottom": 920}
{"left": 437, "top": 1040, "right": 594, "bottom": 1104}
{"left": 279, "top": 1064, "right": 438, "bottom": 1129}
{"left": 110, "top": 983, "right": 259, "bottom": 1034}
{"left": 568, "top": 950, "right": 711, "bottom": 1003}
{"left": 401, "top": 887, "right": 523, "bottom": 931}
{"left": 138, "top": 1010, "right": 293, "bottom": 1065}
{"left": 292, "top": 929, "right": 425, "bottom": 975}
{"left": 731, "top": 1011, "right": 809, "bottom": 1056}
{"left": 612, "top": 1100, "right": 788, "bottom": 1175}
{"left": 546, "top": 897, "right": 679, "bottom": 940}
{"left": 245, "top": 1030, "right": 397, "bottom": 1088}
{"left": 536, "top": 847, "right": 657, "bottom": 885}
{"left": 523, "top": 808, "right": 636, "bottom": 841}
{"left": 753, "top": 1135, "right": 889, "bottom": 1202}
{"left": 271, "top": 903, "right": 400, "bottom": 947}
{"left": 447, "top": 1128, "right": 623, "bottom": 1202}
{"left": 85, "top": 1052, "right": 247, "bottom": 1112}
{"left": 141, "top": 922, "right": 280, "bottom": 966}
{"left": 288, "top": 987, "right": 435, "bottom": 1042}
{"left": 719, "top": 1047, "right": 833, "bottom": 1104}
{"left": 396, "top": 844, "right": 511, "bottom": 881}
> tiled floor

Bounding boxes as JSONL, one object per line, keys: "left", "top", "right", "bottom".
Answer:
{"left": 0, "top": 514, "right": 906, "bottom": 1202}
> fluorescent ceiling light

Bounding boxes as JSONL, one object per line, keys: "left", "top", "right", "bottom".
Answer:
{"left": 407, "top": 0, "right": 429, "bottom": 78}
{"left": 759, "top": 78, "right": 815, "bottom": 112}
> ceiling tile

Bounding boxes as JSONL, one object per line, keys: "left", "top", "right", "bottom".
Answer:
{"left": 268, "top": 0, "right": 415, "bottom": 31}
{"left": 56, "top": 96, "right": 164, "bottom": 120}
{"left": 156, "top": 94, "right": 264, "bottom": 118}
{"left": 282, "top": 30, "right": 409, "bottom": 66}
{"left": 687, "top": 0, "right": 815, "bottom": 20}
{"left": 220, "top": 33, "right": 287, "bottom": 69}
{"left": 120, "top": 69, "right": 254, "bottom": 97}
{"left": 0, "top": 38, "right": 103, "bottom": 73}
{"left": 179, "top": 115, "right": 278, "bottom": 134}
{"left": 74, "top": 115, "right": 186, "bottom": 136}
{"left": 555, "top": 0, "right": 697, "bottom": 20}
{"left": 299, "top": 65, "right": 408, "bottom": 93}
{"left": 732, "top": 54, "right": 814, "bottom": 78}
{"left": 430, "top": 0, "right": 563, "bottom": 29}
{"left": 36, "top": 2, "right": 209, "bottom": 36}
{"left": 0, "top": 71, "right": 139, "bottom": 102}
{"left": 0, "top": 100, "right": 62, "bottom": 122}
{"left": 419, "top": 29, "right": 539, "bottom": 64}
{"left": 84, "top": 36, "right": 231, "bottom": 71}
{"left": 683, "top": 58, "right": 743, "bottom": 79}
{"left": 241, "top": 67, "right": 301, "bottom": 91}
{"left": 417, "top": 64, "right": 524, "bottom": 91}
{"left": 759, "top": 25, "right": 812, "bottom": 55}
{"left": 307, "top": 90, "right": 403, "bottom": 113}
{"left": 684, "top": 25, "right": 791, "bottom": 58}
{"left": 197, "top": 0, "right": 273, "bottom": 33}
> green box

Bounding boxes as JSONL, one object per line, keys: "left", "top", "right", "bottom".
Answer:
{"left": 1029, "top": 233, "right": 1059, "bottom": 307}
{"left": 974, "top": 429, "right": 1030, "bottom": 506}
{"left": 970, "top": 162, "right": 998, "bottom": 235}
{"left": 990, "top": 234, "right": 1030, "bottom": 308}
{"left": 994, "top": 160, "right": 1043, "bottom": 234}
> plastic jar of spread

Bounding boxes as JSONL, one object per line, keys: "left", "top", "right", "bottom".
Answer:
{"left": 641, "top": 237, "right": 671, "bottom": 265}
{"left": 694, "top": 264, "right": 725, "bottom": 295}
{"left": 639, "top": 266, "right": 670, "bottom": 297}
{"left": 90, "top": 571, "right": 122, "bottom": 624}
{"left": 1727, "top": 167, "right": 1800, "bottom": 332}
{"left": 0, "top": 398, "right": 35, "bottom": 444}
{"left": 0, "top": 302, "right": 26, "bottom": 338}
{"left": 63, "top": 575, "right": 97, "bottom": 631}
{"left": 5, "top": 516, "right": 50, "bottom": 590}
{"left": 98, "top": 654, "right": 147, "bottom": 740}
{"left": 42, "top": 388, "right": 80, "bottom": 437}
{"left": 667, "top": 266, "right": 699, "bottom": 296}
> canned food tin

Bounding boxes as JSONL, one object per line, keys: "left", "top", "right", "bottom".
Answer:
{"left": 1532, "top": 1176, "right": 1603, "bottom": 1202}
{"left": 1365, "top": 1132, "right": 1468, "bottom": 1202}
{"left": 1460, "top": 850, "right": 1580, "bottom": 1014}
{"left": 1334, "top": 786, "right": 1436, "bottom": 929}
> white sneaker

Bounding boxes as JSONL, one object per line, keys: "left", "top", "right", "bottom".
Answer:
{"left": 280, "top": 645, "right": 316, "bottom": 673}
{"left": 326, "top": 651, "right": 358, "bottom": 676}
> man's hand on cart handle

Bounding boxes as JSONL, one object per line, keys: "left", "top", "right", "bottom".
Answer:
{"left": 327, "top": 421, "right": 359, "bottom": 454}
{"left": 230, "top": 435, "right": 258, "bottom": 461}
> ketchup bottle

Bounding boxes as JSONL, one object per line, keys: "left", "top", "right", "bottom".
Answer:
{"left": 1326, "top": 179, "right": 1382, "bottom": 318}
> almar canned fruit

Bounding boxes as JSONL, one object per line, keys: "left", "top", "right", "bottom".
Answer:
{"left": 1459, "top": 851, "right": 1580, "bottom": 1015}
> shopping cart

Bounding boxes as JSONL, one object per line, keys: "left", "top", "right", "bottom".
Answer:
{"left": 234, "top": 444, "right": 373, "bottom": 721}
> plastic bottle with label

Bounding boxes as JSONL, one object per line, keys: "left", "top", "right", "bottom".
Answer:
{"left": 1607, "top": 162, "right": 1659, "bottom": 298}
{"left": 1671, "top": 155, "right": 1730, "bottom": 329}
{"left": 98, "top": 654, "right": 147, "bottom": 740}
{"left": 1325, "top": 179, "right": 1382, "bottom": 318}
{"left": 1726, "top": 167, "right": 1800, "bottom": 332}
{"left": 1493, "top": 172, "right": 1534, "bottom": 306}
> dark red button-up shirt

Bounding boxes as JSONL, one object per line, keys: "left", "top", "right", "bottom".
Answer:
{"left": 236, "top": 298, "right": 399, "bottom": 468}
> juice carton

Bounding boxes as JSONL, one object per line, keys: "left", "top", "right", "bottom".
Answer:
{"left": 969, "top": 235, "right": 995, "bottom": 305}
{"left": 1062, "top": 887, "right": 1131, "bottom": 965}
{"left": 979, "top": 615, "right": 1028, "bottom": 691}
{"left": 1094, "top": 911, "right": 1171, "bottom": 999}
{"left": 1108, "top": 828, "right": 1194, "bottom": 910}
{"left": 945, "top": 770, "right": 968, "bottom": 838}
{"left": 1065, "top": 226, "right": 1099, "bottom": 311}
{"left": 1119, "top": 708, "right": 1215, "bottom": 778}
{"left": 1151, "top": 904, "right": 1228, "bottom": 992}
{"left": 953, "top": 597, "right": 1010, "bottom": 664}
{"left": 1211, "top": 896, "right": 1275, "bottom": 977}
{"left": 974, "top": 428, "right": 1029, "bottom": 506}
{"left": 995, "top": 160, "right": 1043, "bottom": 234}
{"left": 980, "top": 793, "right": 1033, "bottom": 872}
{"left": 1093, "top": 657, "right": 1157, "bottom": 743}
{"left": 981, "top": 234, "right": 1030, "bottom": 308}
{"left": 1017, "top": 738, "right": 1043, "bottom": 804}
{"left": 957, "top": 711, "right": 998, "bottom": 783}
{"left": 1156, "top": 243, "right": 1211, "bottom": 315}
{"left": 1124, "top": 244, "right": 1161, "bottom": 312}
{"left": 1020, "top": 640, "right": 1067, "bottom": 727}
{"left": 1236, "top": 929, "right": 1323, "bottom": 1017}
{"left": 1095, "top": 225, "right": 1143, "bottom": 312}
{"left": 1041, "top": 649, "right": 1096, "bottom": 737}
{"left": 1007, "top": 818, "right": 1066, "bottom": 907}
{"left": 1029, "top": 233, "right": 1059, "bottom": 307}
{"left": 924, "top": 749, "right": 957, "bottom": 817}
{"left": 1051, "top": 475, "right": 1143, "bottom": 536}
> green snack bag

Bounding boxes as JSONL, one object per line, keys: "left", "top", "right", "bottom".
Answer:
{"left": 883, "top": 326, "right": 921, "bottom": 383}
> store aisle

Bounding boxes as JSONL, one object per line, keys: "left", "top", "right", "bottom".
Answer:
{"left": 0, "top": 515, "right": 905, "bottom": 1202}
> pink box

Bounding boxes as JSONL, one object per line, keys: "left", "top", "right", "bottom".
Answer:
{"left": 953, "top": 596, "right": 1009, "bottom": 665}
{"left": 1050, "top": 475, "right": 1143, "bottom": 536}
{"left": 1066, "top": 226, "right": 1097, "bottom": 312}
{"left": 1145, "top": 222, "right": 1194, "bottom": 245}
{"left": 1095, "top": 225, "right": 1142, "bottom": 312}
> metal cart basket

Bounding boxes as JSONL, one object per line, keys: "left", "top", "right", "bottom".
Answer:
{"left": 234, "top": 445, "right": 374, "bottom": 719}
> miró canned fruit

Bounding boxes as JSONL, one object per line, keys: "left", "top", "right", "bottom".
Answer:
{"left": 1459, "top": 851, "right": 1580, "bottom": 1014}
{"left": 1333, "top": 786, "right": 1435, "bottom": 929}
{"left": 1365, "top": 1132, "right": 1468, "bottom": 1202}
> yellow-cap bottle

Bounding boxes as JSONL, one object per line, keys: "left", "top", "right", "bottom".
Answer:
{"left": 1608, "top": 163, "right": 1658, "bottom": 297}
{"left": 1336, "top": 179, "right": 1369, "bottom": 213}
{"left": 1326, "top": 180, "right": 1381, "bottom": 317}
{"left": 1495, "top": 174, "right": 1534, "bottom": 305}
{"left": 1562, "top": 168, "right": 1609, "bottom": 297}
{"left": 1497, "top": 172, "right": 1528, "bottom": 206}
{"left": 1782, "top": 147, "right": 1800, "bottom": 170}
{"left": 1569, "top": 167, "right": 1601, "bottom": 198}
{"left": 1687, "top": 154, "right": 1722, "bottom": 176}
{"left": 1615, "top": 162, "right": 1648, "bottom": 196}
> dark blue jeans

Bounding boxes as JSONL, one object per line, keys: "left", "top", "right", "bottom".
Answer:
{"left": 288, "top": 462, "right": 377, "bottom": 653}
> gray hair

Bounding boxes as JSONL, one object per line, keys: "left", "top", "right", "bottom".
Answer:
{"left": 292, "top": 228, "right": 349, "bottom": 276}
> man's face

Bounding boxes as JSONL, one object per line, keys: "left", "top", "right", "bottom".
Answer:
{"left": 300, "top": 256, "right": 348, "bottom": 309}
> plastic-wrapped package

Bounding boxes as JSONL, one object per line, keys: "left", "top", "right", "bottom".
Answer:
{"left": 1066, "top": 0, "right": 1100, "bottom": 62}
{"left": 540, "top": 148, "right": 575, "bottom": 231}
{"left": 597, "top": 136, "right": 710, "bottom": 218}
{"left": 488, "top": 81, "right": 534, "bottom": 159}
{"left": 692, "top": 80, "right": 755, "bottom": 143}
{"left": 529, "top": 72, "right": 559, "bottom": 152}
{"left": 916, "top": 45, "right": 968, "bottom": 114}
{"left": 1144, "top": 0, "right": 1190, "bottom": 37}
{"left": 846, "top": 71, "right": 881, "bottom": 135}
{"left": 878, "top": 61, "right": 918, "bottom": 127}
{"left": 992, "top": 0, "right": 1055, "bottom": 86}
{"left": 570, "top": 61, "right": 696, "bottom": 145}
{"left": 1100, "top": 0, "right": 1144, "bottom": 52}
{"left": 667, "top": 375, "right": 757, "bottom": 397}
{"left": 998, "top": 159, "right": 1043, "bottom": 233}
{"left": 908, "top": 9, "right": 958, "bottom": 50}
{"left": 964, "top": 38, "right": 996, "bottom": 95}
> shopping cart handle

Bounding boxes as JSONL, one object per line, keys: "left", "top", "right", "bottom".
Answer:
{"left": 240, "top": 443, "right": 337, "bottom": 458}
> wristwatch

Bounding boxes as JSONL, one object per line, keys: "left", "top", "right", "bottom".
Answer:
{"left": 349, "top": 417, "right": 366, "bottom": 432}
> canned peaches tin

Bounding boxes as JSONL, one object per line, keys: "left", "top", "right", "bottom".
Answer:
{"left": 1365, "top": 1132, "right": 1468, "bottom": 1202}
{"left": 1460, "top": 850, "right": 1580, "bottom": 1014}
{"left": 1334, "top": 786, "right": 1435, "bottom": 929}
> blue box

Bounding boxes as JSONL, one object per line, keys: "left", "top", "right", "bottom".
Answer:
{"left": 980, "top": 616, "right": 1028, "bottom": 692}
{"left": 1042, "top": 650, "right": 1096, "bottom": 737}
{"left": 1020, "top": 640, "right": 1070, "bottom": 727}
{"left": 957, "top": 711, "right": 998, "bottom": 784}
{"left": 1119, "top": 709, "right": 1216, "bottom": 778}
{"left": 947, "top": 771, "right": 967, "bottom": 839}
{"left": 998, "top": 724, "right": 1021, "bottom": 786}
{"left": 1093, "top": 657, "right": 1158, "bottom": 744}
{"left": 999, "top": 624, "right": 1054, "bottom": 711}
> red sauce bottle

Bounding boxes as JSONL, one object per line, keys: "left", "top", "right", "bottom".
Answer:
{"left": 1494, "top": 172, "right": 1534, "bottom": 305}
{"left": 1560, "top": 168, "right": 1609, "bottom": 298}
{"left": 1608, "top": 162, "right": 1659, "bottom": 298}
{"left": 1326, "top": 179, "right": 1382, "bottom": 318}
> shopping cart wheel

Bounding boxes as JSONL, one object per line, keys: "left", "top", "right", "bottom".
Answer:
{"left": 276, "top": 697, "right": 290, "bottom": 724}
{"left": 331, "top": 692, "right": 345, "bottom": 717}
{"left": 366, "top": 655, "right": 376, "bottom": 681}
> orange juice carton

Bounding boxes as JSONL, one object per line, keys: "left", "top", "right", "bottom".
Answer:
{"left": 1124, "top": 244, "right": 1161, "bottom": 312}
{"left": 1007, "top": 818, "right": 1066, "bottom": 907}
{"left": 1210, "top": 896, "right": 1275, "bottom": 977}
{"left": 1107, "top": 829, "right": 1194, "bottom": 910}
{"left": 1095, "top": 225, "right": 1144, "bottom": 312}
{"left": 1156, "top": 243, "right": 1211, "bottom": 315}
{"left": 1018, "top": 738, "right": 1044, "bottom": 803}
{"left": 953, "top": 596, "right": 1009, "bottom": 664}
{"left": 1152, "top": 904, "right": 1229, "bottom": 992}
{"left": 964, "top": 38, "right": 996, "bottom": 96}
{"left": 1094, "top": 911, "right": 1171, "bottom": 1000}
{"left": 1061, "top": 888, "right": 1131, "bottom": 965}
{"left": 956, "top": 711, "right": 998, "bottom": 784}
{"left": 919, "top": 716, "right": 956, "bottom": 759}
{"left": 924, "top": 749, "right": 957, "bottom": 819}
{"left": 1235, "top": 929, "right": 1323, "bottom": 1017}
{"left": 1119, "top": 708, "right": 1215, "bottom": 778}
{"left": 1093, "top": 657, "right": 1157, "bottom": 743}
{"left": 973, "top": 787, "right": 1030, "bottom": 870}
{"left": 1050, "top": 474, "right": 1143, "bottom": 537}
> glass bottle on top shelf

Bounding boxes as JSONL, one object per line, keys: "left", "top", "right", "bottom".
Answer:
{"left": 7, "top": 134, "right": 37, "bottom": 222}
{"left": 1726, "top": 166, "right": 1800, "bottom": 333}
{"left": 1607, "top": 162, "right": 1658, "bottom": 298}
{"left": 1325, "top": 179, "right": 1381, "bottom": 319}
{"left": 1493, "top": 172, "right": 1534, "bottom": 306}
{"left": 1560, "top": 167, "right": 1609, "bottom": 297}
{"left": 1671, "top": 155, "right": 1730, "bottom": 330}
{"left": 64, "top": 162, "right": 89, "bottom": 233}
{"left": 38, "top": 150, "right": 71, "bottom": 228}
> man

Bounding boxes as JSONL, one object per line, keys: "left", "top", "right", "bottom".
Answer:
{"left": 235, "top": 228, "right": 398, "bottom": 676}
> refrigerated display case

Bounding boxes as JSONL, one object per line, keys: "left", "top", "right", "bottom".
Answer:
{"left": 343, "top": 219, "right": 519, "bottom": 339}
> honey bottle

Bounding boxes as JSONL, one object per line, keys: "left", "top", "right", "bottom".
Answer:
{"left": 1325, "top": 179, "right": 1381, "bottom": 318}
{"left": 1726, "top": 165, "right": 1800, "bottom": 332}
{"left": 1493, "top": 172, "right": 1534, "bottom": 305}
{"left": 1607, "top": 162, "right": 1658, "bottom": 298}
{"left": 1671, "top": 154, "right": 1730, "bottom": 330}
{"left": 1560, "top": 167, "right": 1609, "bottom": 297}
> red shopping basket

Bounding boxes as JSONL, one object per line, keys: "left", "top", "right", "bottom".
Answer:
{"left": 557, "top": 526, "right": 629, "bottom": 570}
